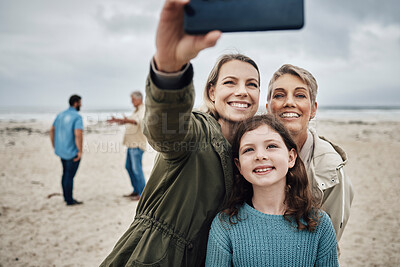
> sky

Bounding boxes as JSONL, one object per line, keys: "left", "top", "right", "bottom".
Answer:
{"left": 0, "top": 0, "right": 399, "bottom": 111}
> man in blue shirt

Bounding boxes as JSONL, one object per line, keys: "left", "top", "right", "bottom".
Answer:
{"left": 50, "top": 95, "right": 84, "bottom": 206}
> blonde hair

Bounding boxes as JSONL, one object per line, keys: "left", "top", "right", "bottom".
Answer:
{"left": 203, "top": 54, "right": 260, "bottom": 120}
{"left": 267, "top": 64, "right": 318, "bottom": 106}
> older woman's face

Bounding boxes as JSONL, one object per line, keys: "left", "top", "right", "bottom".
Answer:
{"left": 209, "top": 60, "right": 260, "bottom": 123}
{"left": 266, "top": 74, "right": 317, "bottom": 137}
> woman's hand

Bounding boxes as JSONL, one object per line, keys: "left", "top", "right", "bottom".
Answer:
{"left": 154, "top": 0, "right": 221, "bottom": 73}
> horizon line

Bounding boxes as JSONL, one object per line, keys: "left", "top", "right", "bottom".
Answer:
{"left": 0, "top": 104, "right": 400, "bottom": 112}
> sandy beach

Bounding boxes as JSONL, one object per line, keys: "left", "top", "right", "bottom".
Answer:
{"left": 0, "top": 117, "right": 399, "bottom": 266}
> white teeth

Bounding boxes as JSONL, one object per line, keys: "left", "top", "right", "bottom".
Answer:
{"left": 230, "top": 102, "right": 249, "bottom": 108}
{"left": 280, "top": 112, "right": 300, "bottom": 118}
{"left": 254, "top": 168, "right": 272, "bottom": 173}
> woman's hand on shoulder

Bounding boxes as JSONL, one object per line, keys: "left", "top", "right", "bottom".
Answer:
{"left": 154, "top": 0, "right": 221, "bottom": 73}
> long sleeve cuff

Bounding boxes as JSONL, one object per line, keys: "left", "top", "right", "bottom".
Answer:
{"left": 150, "top": 58, "right": 194, "bottom": 90}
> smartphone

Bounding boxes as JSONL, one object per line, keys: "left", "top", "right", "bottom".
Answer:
{"left": 184, "top": 0, "right": 304, "bottom": 34}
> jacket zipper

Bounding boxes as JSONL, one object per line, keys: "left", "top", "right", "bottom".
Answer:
{"left": 339, "top": 167, "right": 345, "bottom": 228}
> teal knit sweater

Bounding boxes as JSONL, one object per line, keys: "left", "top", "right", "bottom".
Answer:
{"left": 206, "top": 203, "right": 338, "bottom": 267}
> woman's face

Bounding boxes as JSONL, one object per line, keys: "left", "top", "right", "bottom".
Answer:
{"left": 235, "top": 124, "right": 296, "bottom": 190}
{"left": 267, "top": 74, "right": 317, "bottom": 138}
{"left": 209, "top": 60, "right": 260, "bottom": 123}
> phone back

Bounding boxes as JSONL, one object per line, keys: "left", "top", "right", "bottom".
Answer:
{"left": 184, "top": 0, "right": 304, "bottom": 34}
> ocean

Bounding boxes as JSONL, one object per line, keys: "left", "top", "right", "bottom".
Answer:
{"left": 0, "top": 106, "right": 399, "bottom": 124}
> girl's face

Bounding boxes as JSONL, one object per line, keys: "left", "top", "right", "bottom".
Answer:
{"left": 267, "top": 74, "right": 317, "bottom": 137}
{"left": 209, "top": 60, "right": 259, "bottom": 123}
{"left": 235, "top": 124, "right": 296, "bottom": 190}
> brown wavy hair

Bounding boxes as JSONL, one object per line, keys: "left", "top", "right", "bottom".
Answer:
{"left": 221, "top": 114, "right": 320, "bottom": 232}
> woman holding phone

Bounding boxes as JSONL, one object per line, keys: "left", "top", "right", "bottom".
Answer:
{"left": 100, "top": 0, "right": 261, "bottom": 266}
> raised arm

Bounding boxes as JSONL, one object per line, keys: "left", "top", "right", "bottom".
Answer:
{"left": 143, "top": 0, "right": 221, "bottom": 159}
{"left": 154, "top": 0, "right": 221, "bottom": 72}
{"left": 107, "top": 116, "right": 137, "bottom": 125}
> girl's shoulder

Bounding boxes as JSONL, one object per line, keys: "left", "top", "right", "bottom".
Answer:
{"left": 209, "top": 211, "right": 235, "bottom": 238}
{"left": 315, "top": 210, "right": 336, "bottom": 233}
{"left": 212, "top": 209, "right": 240, "bottom": 226}
{"left": 211, "top": 205, "right": 248, "bottom": 231}
{"left": 318, "top": 210, "right": 332, "bottom": 223}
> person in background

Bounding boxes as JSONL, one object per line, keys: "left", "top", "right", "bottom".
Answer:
{"left": 266, "top": 64, "right": 354, "bottom": 253}
{"left": 107, "top": 91, "right": 147, "bottom": 201}
{"left": 206, "top": 114, "right": 338, "bottom": 266}
{"left": 50, "top": 94, "right": 84, "bottom": 206}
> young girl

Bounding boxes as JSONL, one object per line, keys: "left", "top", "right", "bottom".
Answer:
{"left": 206, "top": 115, "right": 339, "bottom": 267}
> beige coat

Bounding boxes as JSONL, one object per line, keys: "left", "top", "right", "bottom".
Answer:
{"left": 306, "top": 128, "right": 354, "bottom": 243}
{"left": 122, "top": 103, "right": 147, "bottom": 151}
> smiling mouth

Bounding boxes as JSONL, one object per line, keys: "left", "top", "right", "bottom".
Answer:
{"left": 280, "top": 112, "right": 300, "bottom": 118}
{"left": 229, "top": 102, "right": 250, "bottom": 108}
{"left": 253, "top": 167, "right": 273, "bottom": 173}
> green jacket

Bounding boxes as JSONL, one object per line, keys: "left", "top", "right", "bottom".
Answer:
{"left": 101, "top": 75, "right": 233, "bottom": 266}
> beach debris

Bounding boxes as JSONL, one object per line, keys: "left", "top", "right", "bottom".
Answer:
{"left": 47, "top": 193, "right": 62, "bottom": 199}
{"left": 6, "top": 141, "right": 15, "bottom": 146}
{"left": 2, "top": 126, "right": 46, "bottom": 135}
{"left": 31, "top": 180, "right": 44, "bottom": 186}
{"left": 1, "top": 206, "right": 10, "bottom": 216}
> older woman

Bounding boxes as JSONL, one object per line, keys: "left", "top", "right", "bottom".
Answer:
{"left": 266, "top": 64, "right": 354, "bottom": 248}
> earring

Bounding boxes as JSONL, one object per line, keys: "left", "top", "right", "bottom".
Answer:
{"left": 310, "top": 116, "right": 313, "bottom": 120}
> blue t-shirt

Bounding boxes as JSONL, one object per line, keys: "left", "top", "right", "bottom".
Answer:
{"left": 206, "top": 203, "right": 338, "bottom": 267}
{"left": 53, "top": 107, "right": 83, "bottom": 160}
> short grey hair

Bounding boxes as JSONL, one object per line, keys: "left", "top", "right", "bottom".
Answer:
{"left": 267, "top": 64, "right": 318, "bottom": 106}
{"left": 130, "top": 91, "right": 143, "bottom": 100}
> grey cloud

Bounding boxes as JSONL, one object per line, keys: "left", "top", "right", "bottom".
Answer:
{"left": 0, "top": 0, "right": 398, "bottom": 109}
{"left": 302, "top": 0, "right": 400, "bottom": 59}
{"left": 94, "top": 5, "right": 159, "bottom": 35}
{"left": 314, "top": 0, "right": 400, "bottom": 25}
{"left": 0, "top": 0, "right": 157, "bottom": 108}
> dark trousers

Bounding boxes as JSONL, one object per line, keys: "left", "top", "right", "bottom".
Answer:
{"left": 61, "top": 158, "right": 80, "bottom": 204}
